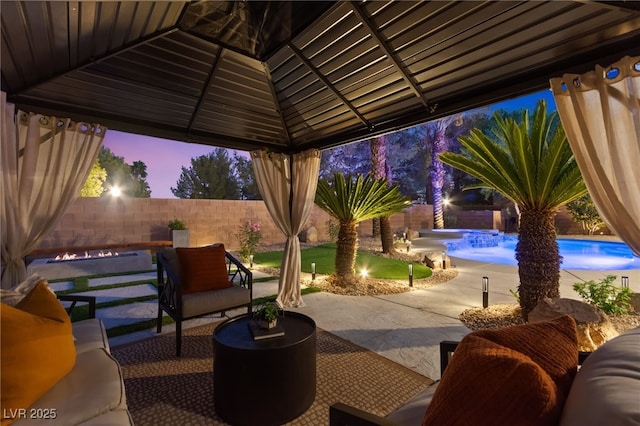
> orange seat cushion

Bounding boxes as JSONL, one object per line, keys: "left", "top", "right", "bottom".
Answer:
{"left": 1, "top": 282, "right": 76, "bottom": 425}
{"left": 176, "top": 244, "right": 232, "bottom": 293}
{"left": 422, "top": 315, "right": 579, "bottom": 426}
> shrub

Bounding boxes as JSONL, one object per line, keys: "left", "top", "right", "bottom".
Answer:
{"left": 237, "top": 221, "right": 262, "bottom": 262}
{"left": 326, "top": 219, "right": 339, "bottom": 241}
{"left": 168, "top": 218, "right": 187, "bottom": 230}
{"left": 573, "top": 275, "right": 632, "bottom": 315}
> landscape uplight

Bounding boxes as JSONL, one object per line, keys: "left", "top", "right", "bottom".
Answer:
{"left": 408, "top": 263, "right": 413, "bottom": 287}
{"left": 360, "top": 268, "right": 368, "bottom": 279}
{"left": 110, "top": 186, "right": 122, "bottom": 197}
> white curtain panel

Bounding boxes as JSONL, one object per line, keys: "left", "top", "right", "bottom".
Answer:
{"left": 550, "top": 56, "right": 640, "bottom": 256}
{"left": 1, "top": 92, "right": 106, "bottom": 288}
{"left": 251, "top": 149, "right": 321, "bottom": 307}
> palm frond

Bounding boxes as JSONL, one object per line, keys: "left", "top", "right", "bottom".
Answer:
{"left": 315, "top": 173, "right": 411, "bottom": 223}
{"left": 441, "top": 99, "right": 585, "bottom": 211}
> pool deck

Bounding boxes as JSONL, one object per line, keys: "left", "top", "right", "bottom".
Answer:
{"left": 108, "top": 235, "right": 639, "bottom": 381}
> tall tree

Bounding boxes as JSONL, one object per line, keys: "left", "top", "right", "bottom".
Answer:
{"left": 315, "top": 173, "right": 411, "bottom": 287}
{"left": 80, "top": 162, "right": 107, "bottom": 197}
{"left": 319, "top": 142, "right": 370, "bottom": 180}
{"left": 98, "top": 147, "right": 151, "bottom": 197}
{"left": 130, "top": 161, "right": 152, "bottom": 197}
{"left": 370, "top": 137, "right": 385, "bottom": 238}
{"left": 424, "top": 116, "right": 459, "bottom": 229}
{"left": 440, "top": 100, "right": 587, "bottom": 319}
{"left": 566, "top": 193, "right": 605, "bottom": 235}
{"left": 370, "top": 135, "right": 395, "bottom": 253}
{"left": 234, "top": 153, "right": 261, "bottom": 200}
{"left": 428, "top": 119, "right": 448, "bottom": 228}
{"left": 171, "top": 148, "right": 240, "bottom": 199}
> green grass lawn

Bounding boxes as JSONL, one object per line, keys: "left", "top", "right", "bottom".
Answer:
{"left": 253, "top": 243, "right": 432, "bottom": 279}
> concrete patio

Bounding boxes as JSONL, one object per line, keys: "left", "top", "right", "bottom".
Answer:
{"left": 106, "top": 246, "right": 639, "bottom": 381}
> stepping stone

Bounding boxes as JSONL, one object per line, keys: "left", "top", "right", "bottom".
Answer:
{"left": 71, "top": 283, "right": 157, "bottom": 304}
{"left": 49, "top": 281, "right": 74, "bottom": 292}
{"left": 97, "top": 300, "right": 161, "bottom": 329}
{"left": 88, "top": 272, "right": 156, "bottom": 287}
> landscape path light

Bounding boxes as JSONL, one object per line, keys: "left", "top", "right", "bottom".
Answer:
{"left": 249, "top": 254, "right": 254, "bottom": 268}
{"left": 311, "top": 262, "right": 316, "bottom": 280}
{"left": 622, "top": 276, "right": 629, "bottom": 289}
{"left": 408, "top": 263, "right": 413, "bottom": 287}
{"left": 482, "top": 276, "right": 489, "bottom": 308}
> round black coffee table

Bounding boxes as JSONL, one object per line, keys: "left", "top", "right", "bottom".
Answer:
{"left": 213, "top": 311, "right": 316, "bottom": 426}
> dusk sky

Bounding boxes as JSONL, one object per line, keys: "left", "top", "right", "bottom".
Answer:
{"left": 103, "top": 89, "right": 556, "bottom": 199}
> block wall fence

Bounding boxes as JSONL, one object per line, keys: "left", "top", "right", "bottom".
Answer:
{"left": 33, "top": 198, "right": 591, "bottom": 252}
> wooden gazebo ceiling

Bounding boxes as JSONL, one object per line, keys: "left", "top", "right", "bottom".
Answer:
{"left": 2, "top": 1, "right": 640, "bottom": 153}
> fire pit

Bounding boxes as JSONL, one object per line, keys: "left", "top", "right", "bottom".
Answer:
{"left": 27, "top": 250, "right": 153, "bottom": 280}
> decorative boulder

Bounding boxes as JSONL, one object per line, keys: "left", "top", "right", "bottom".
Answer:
{"left": 423, "top": 252, "right": 447, "bottom": 270}
{"left": 407, "top": 229, "right": 420, "bottom": 241}
{"left": 304, "top": 226, "right": 318, "bottom": 243}
{"left": 529, "top": 298, "right": 619, "bottom": 352}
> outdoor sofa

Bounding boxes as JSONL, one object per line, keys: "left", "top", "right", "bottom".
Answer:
{"left": 330, "top": 316, "right": 640, "bottom": 426}
{"left": 1, "top": 280, "right": 132, "bottom": 425}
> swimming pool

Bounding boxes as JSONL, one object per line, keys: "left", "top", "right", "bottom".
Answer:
{"left": 446, "top": 236, "right": 640, "bottom": 270}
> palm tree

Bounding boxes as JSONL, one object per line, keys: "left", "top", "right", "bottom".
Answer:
{"left": 370, "top": 135, "right": 395, "bottom": 253}
{"left": 315, "top": 173, "right": 411, "bottom": 285}
{"left": 440, "top": 100, "right": 587, "bottom": 319}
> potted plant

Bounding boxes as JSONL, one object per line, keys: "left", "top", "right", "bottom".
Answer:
{"left": 253, "top": 301, "right": 283, "bottom": 330}
{"left": 168, "top": 218, "right": 190, "bottom": 248}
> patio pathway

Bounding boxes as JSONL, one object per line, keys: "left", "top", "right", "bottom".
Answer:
{"left": 105, "top": 254, "right": 638, "bottom": 381}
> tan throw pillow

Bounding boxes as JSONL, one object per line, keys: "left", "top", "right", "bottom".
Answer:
{"left": 422, "top": 316, "right": 579, "bottom": 426}
{"left": 176, "top": 244, "right": 231, "bottom": 294}
{"left": 1, "top": 282, "right": 76, "bottom": 425}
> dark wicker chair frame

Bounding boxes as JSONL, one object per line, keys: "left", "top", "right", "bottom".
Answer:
{"left": 156, "top": 248, "right": 253, "bottom": 356}
{"left": 329, "top": 341, "right": 592, "bottom": 426}
{"left": 57, "top": 294, "right": 96, "bottom": 319}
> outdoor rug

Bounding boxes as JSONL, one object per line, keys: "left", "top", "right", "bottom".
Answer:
{"left": 112, "top": 321, "right": 433, "bottom": 425}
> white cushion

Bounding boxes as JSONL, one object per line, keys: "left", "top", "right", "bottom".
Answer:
{"left": 72, "top": 318, "right": 110, "bottom": 354}
{"left": 14, "top": 348, "right": 127, "bottom": 425}
{"left": 386, "top": 381, "right": 439, "bottom": 426}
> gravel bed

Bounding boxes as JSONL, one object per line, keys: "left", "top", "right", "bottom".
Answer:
{"left": 460, "top": 303, "right": 640, "bottom": 334}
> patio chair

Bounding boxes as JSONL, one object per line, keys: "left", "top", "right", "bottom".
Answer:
{"left": 156, "top": 243, "right": 252, "bottom": 356}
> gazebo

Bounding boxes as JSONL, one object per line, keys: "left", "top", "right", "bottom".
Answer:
{"left": 2, "top": 1, "right": 640, "bottom": 303}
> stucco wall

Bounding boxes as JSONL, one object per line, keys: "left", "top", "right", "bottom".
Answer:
{"left": 33, "top": 198, "right": 591, "bottom": 253}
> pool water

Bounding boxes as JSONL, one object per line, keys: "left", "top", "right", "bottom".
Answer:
{"left": 446, "top": 236, "right": 640, "bottom": 270}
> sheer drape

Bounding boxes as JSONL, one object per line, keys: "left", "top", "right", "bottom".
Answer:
{"left": 550, "top": 56, "right": 640, "bottom": 256}
{"left": 1, "top": 92, "right": 106, "bottom": 288}
{"left": 251, "top": 149, "right": 321, "bottom": 307}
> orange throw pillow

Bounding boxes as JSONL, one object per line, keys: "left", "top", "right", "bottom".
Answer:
{"left": 471, "top": 315, "right": 579, "bottom": 396}
{"left": 1, "top": 282, "right": 76, "bottom": 425}
{"left": 176, "top": 244, "right": 232, "bottom": 293}
{"left": 422, "top": 316, "right": 579, "bottom": 426}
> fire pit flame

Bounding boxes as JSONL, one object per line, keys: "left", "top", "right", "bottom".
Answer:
{"left": 53, "top": 250, "right": 119, "bottom": 261}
